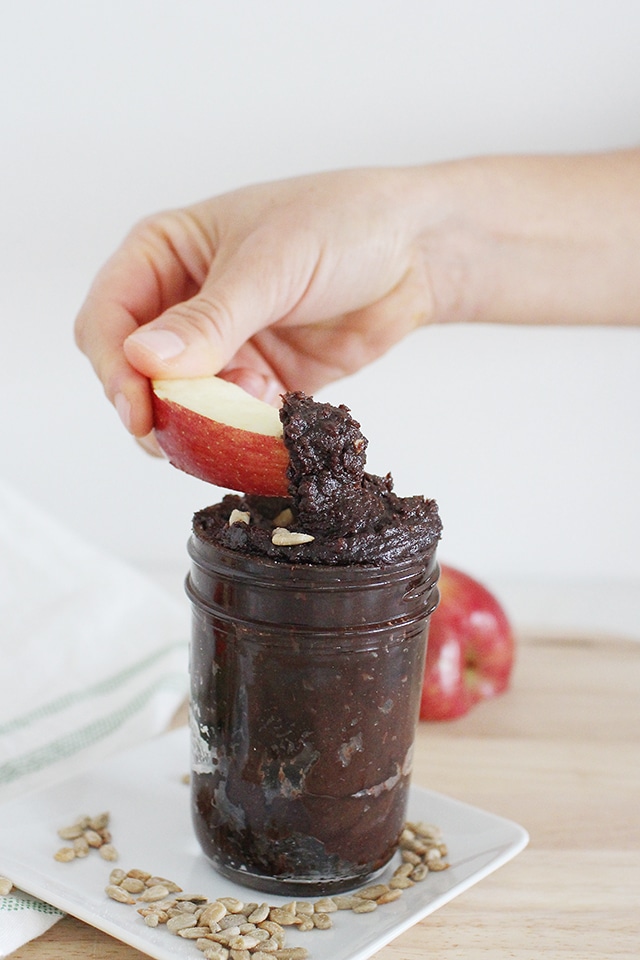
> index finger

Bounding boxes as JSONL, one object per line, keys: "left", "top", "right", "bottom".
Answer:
{"left": 74, "top": 213, "right": 206, "bottom": 435}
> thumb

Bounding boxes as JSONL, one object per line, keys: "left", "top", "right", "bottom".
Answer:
{"left": 123, "top": 226, "right": 320, "bottom": 381}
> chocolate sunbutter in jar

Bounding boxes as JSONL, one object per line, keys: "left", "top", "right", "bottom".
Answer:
{"left": 187, "top": 393, "right": 442, "bottom": 896}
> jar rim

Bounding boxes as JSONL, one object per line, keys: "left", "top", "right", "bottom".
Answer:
{"left": 188, "top": 534, "right": 438, "bottom": 588}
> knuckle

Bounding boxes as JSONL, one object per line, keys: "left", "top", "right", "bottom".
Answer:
{"left": 167, "top": 294, "right": 234, "bottom": 346}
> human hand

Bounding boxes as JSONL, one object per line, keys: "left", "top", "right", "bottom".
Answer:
{"left": 74, "top": 167, "right": 454, "bottom": 442}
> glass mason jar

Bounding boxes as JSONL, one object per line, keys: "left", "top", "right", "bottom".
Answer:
{"left": 186, "top": 532, "right": 439, "bottom": 896}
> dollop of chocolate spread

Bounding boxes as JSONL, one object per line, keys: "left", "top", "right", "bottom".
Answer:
{"left": 193, "top": 391, "right": 441, "bottom": 565}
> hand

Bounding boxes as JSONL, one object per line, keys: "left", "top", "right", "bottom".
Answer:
{"left": 75, "top": 149, "right": 640, "bottom": 444}
{"left": 74, "top": 167, "right": 452, "bottom": 439}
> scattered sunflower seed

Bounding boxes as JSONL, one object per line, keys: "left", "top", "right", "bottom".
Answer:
{"left": 427, "top": 859, "right": 450, "bottom": 871}
{"left": 313, "top": 897, "right": 337, "bottom": 913}
{"left": 73, "top": 836, "right": 90, "bottom": 858}
{"left": 267, "top": 908, "right": 300, "bottom": 926}
{"left": 57, "top": 824, "right": 85, "bottom": 841}
{"left": 100, "top": 816, "right": 449, "bottom": 955}
{"left": 218, "top": 897, "right": 246, "bottom": 914}
{"left": 332, "top": 895, "right": 362, "bottom": 910}
{"left": 138, "top": 884, "right": 171, "bottom": 902}
{"left": 83, "top": 829, "right": 104, "bottom": 848}
{"left": 352, "top": 899, "right": 378, "bottom": 914}
{"left": 389, "top": 876, "right": 414, "bottom": 890}
{"left": 377, "top": 888, "right": 403, "bottom": 905}
{"left": 99, "top": 843, "right": 119, "bottom": 862}
{"left": 355, "top": 883, "right": 389, "bottom": 900}
{"left": 247, "top": 903, "right": 270, "bottom": 923}
{"left": 0, "top": 877, "right": 14, "bottom": 896}
{"left": 53, "top": 847, "right": 76, "bottom": 863}
{"left": 120, "top": 877, "right": 146, "bottom": 894}
{"left": 167, "top": 913, "right": 199, "bottom": 934}
{"left": 105, "top": 884, "right": 136, "bottom": 904}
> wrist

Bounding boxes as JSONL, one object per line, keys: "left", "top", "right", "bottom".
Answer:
{"left": 408, "top": 149, "right": 640, "bottom": 327}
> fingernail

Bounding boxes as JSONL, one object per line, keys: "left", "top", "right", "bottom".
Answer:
{"left": 127, "top": 328, "right": 185, "bottom": 361}
{"left": 114, "top": 392, "right": 132, "bottom": 431}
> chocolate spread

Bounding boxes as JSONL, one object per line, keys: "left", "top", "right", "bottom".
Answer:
{"left": 193, "top": 392, "right": 442, "bottom": 564}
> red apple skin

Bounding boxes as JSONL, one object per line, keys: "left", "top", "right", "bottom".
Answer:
{"left": 420, "top": 564, "right": 515, "bottom": 721}
{"left": 152, "top": 393, "right": 290, "bottom": 496}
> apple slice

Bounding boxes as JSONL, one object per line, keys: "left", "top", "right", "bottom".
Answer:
{"left": 151, "top": 376, "right": 289, "bottom": 496}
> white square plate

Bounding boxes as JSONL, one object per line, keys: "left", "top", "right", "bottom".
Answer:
{"left": 0, "top": 728, "right": 528, "bottom": 960}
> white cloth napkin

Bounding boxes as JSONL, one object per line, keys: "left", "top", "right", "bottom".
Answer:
{"left": 0, "top": 479, "right": 189, "bottom": 956}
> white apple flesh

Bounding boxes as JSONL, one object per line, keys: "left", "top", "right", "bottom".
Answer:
{"left": 151, "top": 376, "right": 289, "bottom": 496}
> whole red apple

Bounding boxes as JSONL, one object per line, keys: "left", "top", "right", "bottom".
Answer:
{"left": 420, "top": 563, "right": 515, "bottom": 721}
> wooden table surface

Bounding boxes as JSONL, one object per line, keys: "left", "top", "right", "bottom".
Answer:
{"left": 10, "top": 633, "right": 640, "bottom": 959}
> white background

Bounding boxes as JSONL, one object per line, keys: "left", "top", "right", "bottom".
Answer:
{"left": 2, "top": 1, "right": 639, "bottom": 632}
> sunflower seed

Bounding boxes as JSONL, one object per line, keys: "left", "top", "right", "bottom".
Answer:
{"left": 106, "top": 884, "right": 136, "bottom": 904}
{"left": 219, "top": 913, "right": 247, "bottom": 929}
{"left": 229, "top": 950, "right": 251, "bottom": 960}
{"left": 167, "top": 913, "right": 199, "bottom": 934}
{"left": 268, "top": 908, "right": 300, "bottom": 926}
{"left": 257, "top": 921, "right": 285, "bottom": 945}
{"left": 352, "top": 899, "right": 378, "bottom": 914}
{"left": 73, "top": 836, "right": 90, "bottom": 858}
{"left": 218, "top": 897, "right": 246, "bottom": 914}
{"left": 400, "top": 849, "right": 421, "bottom": 865}
{"left": 389, "top": 876, "right": 414, "bottom": 890}
{"left": 255, "top": 938, "right": 281, "bottom": 953}
{"left": 272, "top": 508, "right": 294, "bottom": 527}
{"left": 355, "top": 883, "right": 389, "bottom": 900}
{"left": 180, "top": 927, "right": 212, "bottom": 940}
{"left": 57, "top": 824, "right": 85, "bottom": 841}
{"left": 200, "top": 901, "right": 228, "bottom": 926}
{"left": 377, "top": 888, "right": 403, "bottom": 905}
{"left": 0, "top": 877, "right": 14, "bottom": 896}
{"left": 88, "top": 812, "right": 110, "bottom": 831}
{"left": 83, "top": 829, "right": 103, "bottom": 848}
{"left": 202, "top": 946, "right": 229, "bottom": 960}
{"left": 138, "top": 884, "right": 171, "bottom": 902}
{"left": 313, "top": 897, "right": 337, "bottom": 913}
{"left": 120, "top": 877, "right": 146, "bottom": 894}
{"left": 99, "top": 843, "right": 119, "bottom": 861}
{"left": 247, "top": 903, "right": 270, "bottom": 923}
{"left": 229, "top": 935, "right": 260, "bottom": 950}
{"left": 146, "top": 876, "right": 183, "bottom": 892}
{"left": 271, "top": 528, "right": 314, "bottom": 546}
{"left": 53, "top": 847, "right": 76, "bottom": 862}
{"left": 228, "top": 510, "right": 251, "bottom": 526}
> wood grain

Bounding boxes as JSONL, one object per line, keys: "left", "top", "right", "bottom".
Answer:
{"left": 9, "top": 634, "right": 640, "bottom": 959}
